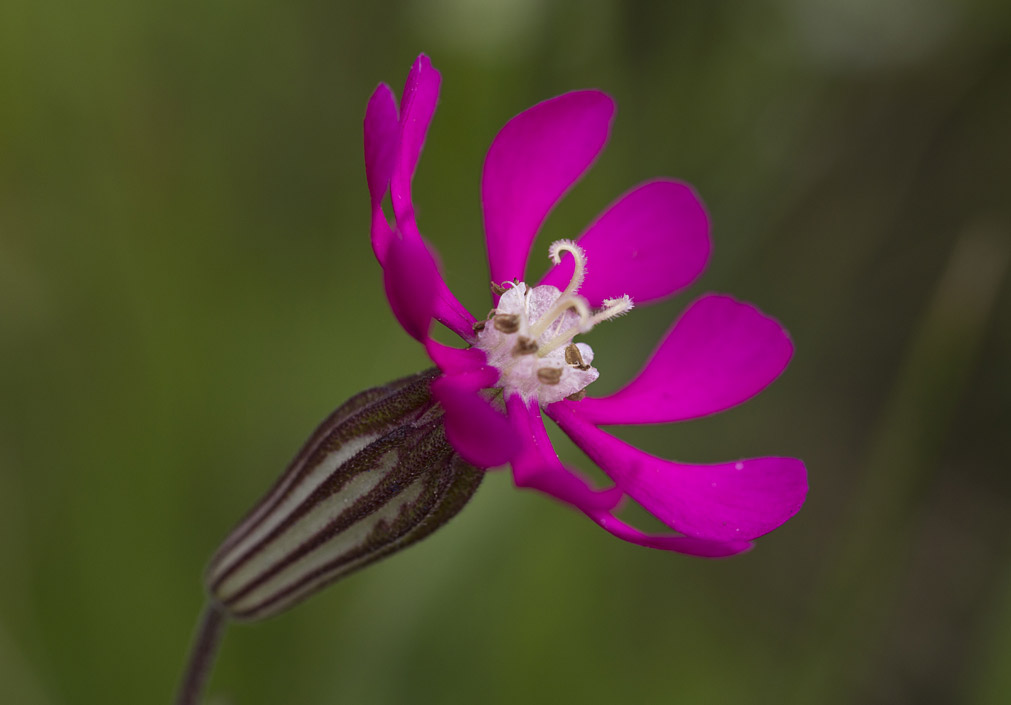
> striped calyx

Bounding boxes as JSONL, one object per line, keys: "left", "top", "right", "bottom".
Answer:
{"left": 206, "top": 369, "right": 482, "bottom": 621}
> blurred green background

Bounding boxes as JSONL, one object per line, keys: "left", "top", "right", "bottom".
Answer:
{"left": 2, "top": 1, "right": 1010, "bottom": 703}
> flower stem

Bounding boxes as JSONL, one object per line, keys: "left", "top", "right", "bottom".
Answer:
{"left": 176, "top": 602, "right": 228, "bottom": 705}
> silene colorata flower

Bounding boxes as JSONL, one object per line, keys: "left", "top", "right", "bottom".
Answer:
{"left": 178, "top": 55, "right": 810, "bottom": 705}
{"left": 204, "top": 54, "right": 807, "bottom": 624}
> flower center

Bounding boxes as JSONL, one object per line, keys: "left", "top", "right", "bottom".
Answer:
{"left": 473, "top": 240, "right": 633, "bottom": 406}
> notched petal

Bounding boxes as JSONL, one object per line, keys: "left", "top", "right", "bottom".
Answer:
{"left": 549, "top": 403, "right": 808, "bottom": 542}
{"left": 483, "top": 90, "right": 615, "bottom": 288}
{"left": 575, "top": 294, "right": 794, "bottom": 424}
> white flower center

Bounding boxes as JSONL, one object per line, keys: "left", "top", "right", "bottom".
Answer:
{"left": 473, "top": 240, "right": 633, "bottom": 406}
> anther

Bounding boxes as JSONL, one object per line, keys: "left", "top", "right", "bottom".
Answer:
{"left": 490, "top": 282, "right": 508, "bottom": 297}
{"left": 512, "top": 336, "right": 538, "bottom": 355}
{"left": 493, "top": 314, "right": 520, "bottom": 333}
{"left": 537, "top": 368, "right": 563, "bottom": 385}
{"left": 472, "top": 320, "right": 486, "bottom": 333}
{"left": 564, "top": 343, "right": 591, "bottom": 370}
{"left": 566, "top": 390, "right": 587, "bottom": 401}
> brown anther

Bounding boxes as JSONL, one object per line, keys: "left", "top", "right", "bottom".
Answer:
{"left": 490, "top": 282, "right": 508, "bottom": 297}
{"left": 566, "top": 390, "right": 587, "bottom": 401}
{"left": 564, "top": 343, "right": 591, "bottom": 370}
{"left": 537, "top": 367, "right": 563, "bottom": 385}
{"left": 493, "top": 313, "right": 520, "bottom": 334}
{"left": 512, "top": 336, "right": 538, "bottom": 355}
{"left": 472, "top": 320, "right": 486, "bottom": 333}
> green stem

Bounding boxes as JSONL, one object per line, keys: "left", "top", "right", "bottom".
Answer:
{"left": 175, "top": 603, "right": 228, "bottom": 705}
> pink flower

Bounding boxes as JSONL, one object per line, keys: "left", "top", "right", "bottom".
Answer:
{"left": 364, "top": 55, "right": 807, "bottom": 557}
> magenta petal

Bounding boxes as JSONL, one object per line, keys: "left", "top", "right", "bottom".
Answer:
{"left": 549, "top": 404, "right": 808, "bottom": 541}
{"left": 396, "top": 55, "right": 439, "bottom": 188}
{"left": 430, "top": 285, "right": 477, "bottom": 342}
{"left": 364, "top": 83, "right": 399, "bottom": 263}
{"left": 394, "top": 219, "right": 476, "bottom": 342}
{"left": 432, "top": 377, "right": 516, "bottom": 468}
{"left": 483, "top": 90, "right": 615, "bottom": 286}
{"left": 367, "top": 57, "right": 477, "bottom": 342}
{"left": 391, "top": 55, "right": 441, "bottom": 228}
{"left": 382, "top": 233, "right": 440, "bottom": 342}
{"left": 425, "top": 341, "right": 487, "bottom": 375}
{"left": 586, "top": 512, "right": 752, "bottom": 556}
{"left": 383, "top": 59, "right": 474, "bottom": 340}
{"left": 506, "top": 395, "right": 623, "bottom": 513}
{"left": 441, "top": 364, "right": 500, "bottom": 392}
{"left": 509, "top": 399, "right": 747, "bottom": 555}
{"left": 575, "top": 294, "right": 794, "bottom": 424}
{"left": 539, "top": 180, "right": 711, "bottom": 306}
{"left": 364, "top": 83, "right": 399, "bottom": 208}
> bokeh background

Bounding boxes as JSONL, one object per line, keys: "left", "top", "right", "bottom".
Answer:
{"left": 2, "top": 1, "right": 1010, "bottom": 703}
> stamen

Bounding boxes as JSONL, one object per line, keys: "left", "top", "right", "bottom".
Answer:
{"left": 548, "top": 239, "right": 587, "bottom": 299}
{"left": 473, "top": 241, "right": 623, "bottom": 406}
{"left": 566, "top": 390, "right": 587, "bottom": 401}
{"left": 536, "top": 368, "right": 563, "bottom": 385}
{"left": 512, "top": 336, "right": 538, "bottom": 355}
{"left": 493, "top": 314, "right": 520, "bottom": 333}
